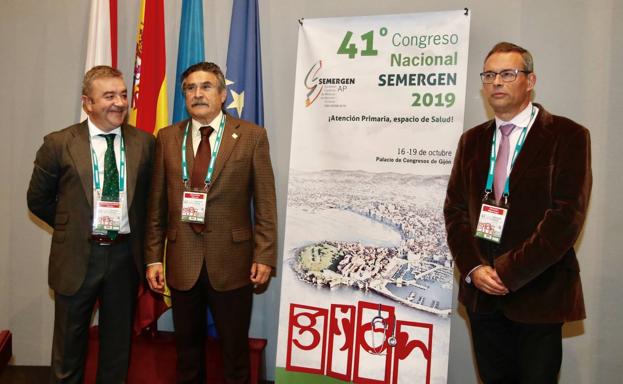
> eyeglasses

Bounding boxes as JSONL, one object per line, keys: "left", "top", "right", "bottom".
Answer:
{"left": 480, "top": 69, "right": 531, "bottom": 84}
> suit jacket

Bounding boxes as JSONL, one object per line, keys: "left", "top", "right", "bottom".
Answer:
{"left": 444, "top": 104, "right": 592, "bottom": 323}
{"left": 144, "top": 116, "right": 277, "bottom": 292}
{"left": 27, "top": 121, "right": 155, "bottom": 296}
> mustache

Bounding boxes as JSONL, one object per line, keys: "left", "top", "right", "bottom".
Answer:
{"left": 191, "top": 101, "right": 209, "bottom": 107}
{"left": 109, "top": 107, "right": 126, "bottom": 113}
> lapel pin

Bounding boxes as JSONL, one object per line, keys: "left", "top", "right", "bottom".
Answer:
{"left": 232, "top": 133, "right": 239, "bottom": 139}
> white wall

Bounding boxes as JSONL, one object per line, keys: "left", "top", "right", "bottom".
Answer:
{"left": 1, "top": 0, "right": 621, "bottom": 382}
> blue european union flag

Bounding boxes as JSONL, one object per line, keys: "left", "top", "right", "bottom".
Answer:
{"left": 173, "top": 0, "right": 205, "bottom": 123}
{"left": 225, "top": 0, "right": 264, "bottom": 126}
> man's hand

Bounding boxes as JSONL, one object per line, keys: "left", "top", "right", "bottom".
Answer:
{"left": 250, "top": 262, "right": 272, "bottom": 286}
{"left": 471, "top": 265, "right": 509, "bottom": 295}
{"left": 146, "top": 264, "right": 165, "bottom": 293}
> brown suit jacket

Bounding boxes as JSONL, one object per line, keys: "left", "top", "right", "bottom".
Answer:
{"left": 144, "top": 116, "right": 277, "bottom": 292}
{"left": 27, "top": 121, "right": 155, "bottom": 295}
{"left": 444, "top": 104, "right": 592, "bottom": 323}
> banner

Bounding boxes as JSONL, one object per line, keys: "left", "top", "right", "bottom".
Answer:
{"left": 275, "top": 10, "right": 470, "bottom": 384}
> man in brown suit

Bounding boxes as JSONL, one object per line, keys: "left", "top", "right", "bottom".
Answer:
{"left": 27, "top": 66, "right": 154, "bottom": 383}
{"left": 444, "top": 42, "right": 592, "bottom": 383}
{"left": 144, "top": 62, "right": 277, "bottom": 384}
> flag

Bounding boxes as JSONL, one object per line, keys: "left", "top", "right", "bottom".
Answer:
{"left": 84, "top": 0, "right": 117, "bottom": 69}
{"left": 225, "top": 0, "right": 264, "bottom": 126}
{"left": 81, "top": 0, "right": 117, "bottom": 120}
{"left": 173, "top": 0, "right": 205, "bottom": 123}
{"left": 224, "top": 0, "right": 267, "bottom": 341}
{"left": 129, "top": 0, "right": 169, "bottom": 135}
{"left": 130, "top": 0, "right": 170, "bottom": 334}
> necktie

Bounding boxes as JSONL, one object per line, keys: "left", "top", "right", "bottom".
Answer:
{"left": 493, "top": 124, "right": 516, "bottom": 202}
{"left": 100, "top": 133, "right": 119, "bottom": 239}
{"left": 190, "top": 126, "right": 213, "bottom": 233}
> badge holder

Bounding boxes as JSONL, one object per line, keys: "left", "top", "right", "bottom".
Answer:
{"left": 474, "top": 191, "right": 509, "bottom": 244}
{"left": 90, "top": 136, "right": 125, "bottom": 236}
{"left": 93, "top": 198, "right": 122, "bottom": 234}
{"left": 179, "top": 118, "right": 226, "bottom": 225}
{"left": 180, "top": 181, "right": 208, "bottom": 224}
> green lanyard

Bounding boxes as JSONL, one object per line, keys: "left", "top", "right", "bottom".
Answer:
{"left": 181, "top": 115, "right": 226, "bottom": 187}
{"left": 90, "top": 134, "right": 125, "bottom": 195}
{"left": 484, "top": 106, "right": 536, "bottom": 200}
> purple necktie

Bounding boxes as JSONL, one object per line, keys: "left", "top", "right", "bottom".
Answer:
{"left": 493, "top": 124, "right": 516, "bottom": 202}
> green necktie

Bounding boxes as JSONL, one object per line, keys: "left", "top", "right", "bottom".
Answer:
{"left": 100, "top": 134, "right": 119, "bottom": 239}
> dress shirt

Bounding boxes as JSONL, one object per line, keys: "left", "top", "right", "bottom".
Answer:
{"left": 190, "top": 111, "right": 223, "bottom": 156}
{"left": 493, "top": 103, "right": 539, "bottom": 175}
{"left": 88, "top": 118, "right": 130, "bottom": 234}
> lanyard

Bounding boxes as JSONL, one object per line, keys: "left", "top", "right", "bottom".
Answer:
{"left": 484, "top": 106, "right": 536, "bottom": 199}
{"left": 90, "top": 134, "right": 125, "bottom": 194}
{"left": 181, "top": 115, "right": 226, "bottom": 187}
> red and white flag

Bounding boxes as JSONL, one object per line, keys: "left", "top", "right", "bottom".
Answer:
{"left": 81, "top": 0, "right": 117, "bottom": 120}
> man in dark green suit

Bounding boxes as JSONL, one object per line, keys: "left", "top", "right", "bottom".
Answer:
{"left": 27, "top": 66, "right": 154, "bottom": 383}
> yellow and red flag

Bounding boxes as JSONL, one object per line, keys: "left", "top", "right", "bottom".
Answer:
{"left": 129, "top": 0, "right": 168, "bottom": 135}
{"left": 130, "top": 0, "right": 170, "bottom": 334}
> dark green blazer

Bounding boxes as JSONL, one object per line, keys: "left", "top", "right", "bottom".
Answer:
{"left": 27, "top": 121, "right": 154, "bottom": 295}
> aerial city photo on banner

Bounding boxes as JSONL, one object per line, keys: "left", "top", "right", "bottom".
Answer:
{"left": 275, "top": 10, "right": 470, "bottom": 384}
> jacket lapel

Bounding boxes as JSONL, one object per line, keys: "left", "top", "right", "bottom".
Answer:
{"left": 509, "top": 106, "right": 552, "bottom": 192}
{"left": 209, "top": 116, "right": 240, "bottom": 186}
{"left": 180, "top": 119, "right": 194, "bottom": 183}
{"left": 477, "top": 121, "right": 496, "bottom": 194}
{"left": 67, "top": 121, "right": 94, "bottom": 208}
{"left": 122, "top": 124, "right": 139, "bottom": 209}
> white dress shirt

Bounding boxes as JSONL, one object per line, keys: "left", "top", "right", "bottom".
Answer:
{"left": 88, "top": 118, "right": 130, "bottom": 234}
{"left": 494, "top": 103, "right": 539, "bottom": 175}
{"left": 190, "top": 111, "right": 223, "bottom": 156}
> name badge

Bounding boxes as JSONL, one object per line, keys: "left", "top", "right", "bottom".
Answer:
{"left": 181, "top": 191, "right": 207, "bottom": 223}
{"left": 93, "top": 200, "right": 122, "bottom": 233}
{"left": 474, "top": 203, "right": 508, "bottom": 243}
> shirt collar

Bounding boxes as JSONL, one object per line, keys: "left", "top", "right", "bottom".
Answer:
{"left": 191, "top": 111, "right": 223, "bottom": 136}
{"left": 87, "top": 117, "right": 122, "bottom": 138}
{"left": 495, "top": 102, "right": 535, "bottom": 130}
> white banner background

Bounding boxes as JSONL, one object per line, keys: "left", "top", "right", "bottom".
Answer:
{"left": 276, "top": 10, "right": 470, "bottom": 384}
